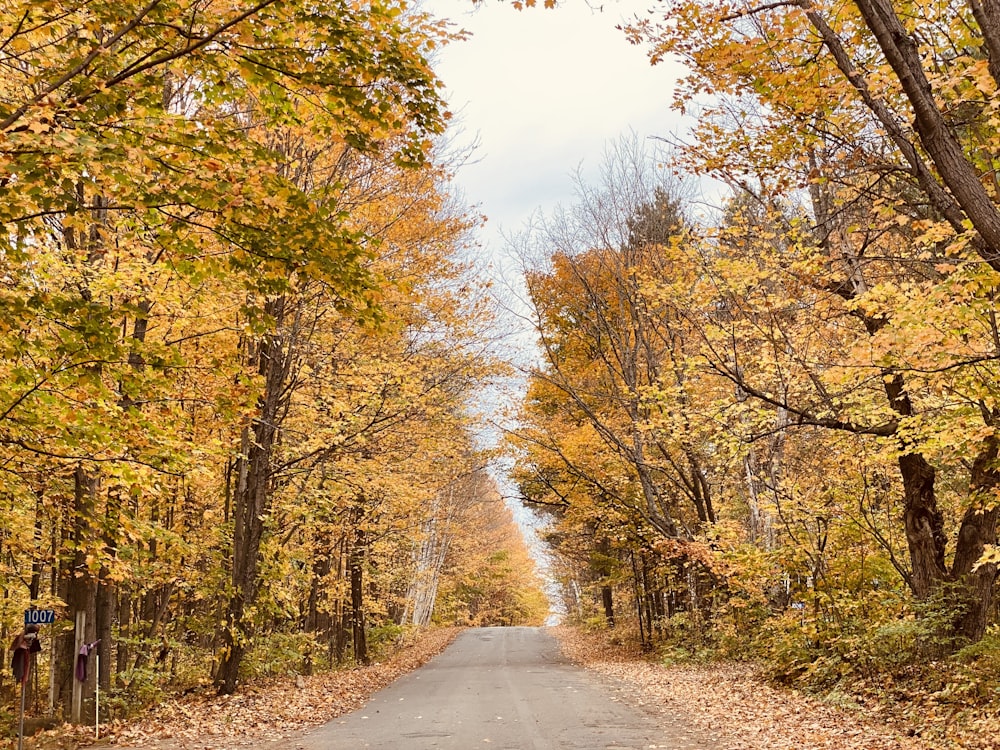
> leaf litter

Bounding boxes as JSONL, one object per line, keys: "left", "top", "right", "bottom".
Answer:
{"left": 9, "top": 628, "right": 460, "bottom": 750}
{"left": 551, "top": 625, "right": 938, "bottom": 750}
{"left": 12, "top": 625, "right": 993, "bottom": 750}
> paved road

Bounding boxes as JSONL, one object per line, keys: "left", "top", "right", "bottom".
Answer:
{"left": 294, "top": 626, "right": 712, "bottom": 750}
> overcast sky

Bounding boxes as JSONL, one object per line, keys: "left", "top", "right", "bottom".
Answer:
{"left": 420, "top": 2, "right": 690, "bottom": 578}
{"left": 421, "top": 0, "right": 689, "bottom": 252}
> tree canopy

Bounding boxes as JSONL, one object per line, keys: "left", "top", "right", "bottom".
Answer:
{"left": 0, "top": 0, "right": 546, "bottom": 716}
{"left": 511, "top": 0, "right": 1000, "bottom": 708}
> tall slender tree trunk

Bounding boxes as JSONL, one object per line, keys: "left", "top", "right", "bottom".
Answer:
{"left": 216, "top": 299, "right": 292, "bottom": 694}
{"left": 95, "top": 481, "right": 125, "bottom": 698}
{"left": 58, "top": 465, "right": 98, "bottom": 720}
{"left": 303, "top": 550, "right": 332, "bottom": 675}
{"left": 594, "top": 537, "right": 616, "bottom": 628}
{"left": 116, "top": 591, "right": 131, "bottom": 687}
{"left": 630, "top": 552, "right": 648, "bottom": 648}
{"left": 30, "top": 487, "right": 44, "bottom": 600}
{"left": 350, "top": 523, "right": 369, "bottom": 666}
{"left": 216, "top": 421, "right": 271, "bottom": 693}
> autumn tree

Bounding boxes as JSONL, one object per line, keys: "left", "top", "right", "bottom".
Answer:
{"left": 624, "top": 0, "right": 1000, "bottom": 644}
{"left": 0, "top": 0, "right": 513, "bottom": 715}
{"left": 510, "top": 137, "right": 730, "bottom": 641}
{"left": 431, "top": 470, "right": 549, "bottom": 628}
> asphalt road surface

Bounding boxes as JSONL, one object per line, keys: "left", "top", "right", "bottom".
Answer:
{"left": 294, "top": 626, "right": 713, "bottom": 750}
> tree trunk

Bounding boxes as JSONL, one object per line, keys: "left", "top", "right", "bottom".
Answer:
{"left": 332, "top": 535, "right": 348, "bottom": 665}
{"left": 216, "top": 589, "right": 248, "bottom": 695}
{"left": 601, "top": 585, "right": 616, "bottom": 628}
{"left": 116, "top": 591, "right": 131, "bottom": 687}
{"left": 95, "top": 484, "right": 121, "bottom": 697}
{"left": 630, "top": 552, "right": 647, "bottom": 648}
{"left": 94, "top": 581, "right": 114, "bottom": 700}
{"left": 59, "top": 465, "right": 98, "bottom": 721}
{"left": 898, "top": 452, "right": 947, "bottom": 598}
{"left": 303, "top": 551, "right": 332, "bottom": 675}
{"left": 950, "top": 433, "right": 1000, "bottom": 641}
{"left": 216, "top": 298, "right": 292, "bottom": 694}
{"left": 349, "top": 526, "right": 368, "bottom": 666}
{"left": 30, "top": 484, "right": 44, "bottom": 600}
{"left": 594, "top": 537, "right": 616, "bottom": 627}
{"left": 853, "top": 0, "right": 1000, "bottom": 268}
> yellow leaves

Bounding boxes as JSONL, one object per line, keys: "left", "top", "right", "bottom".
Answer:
{"left": 0, "top": 0, "right": 473, "bottom": 672}
{"left": 973, "top": 544, "right": 1000, "bottom": 572}
{"left": 511, "top": 0, "right": 557, "bottom": 9}
{"left": 966, "top": 57, "right": 997, "bottom": 97}
{"left": 26, "top": 118, "right": 51, "bottom": 134}
{"left": 432, "top": 475, "right": 548, "bottom": 627}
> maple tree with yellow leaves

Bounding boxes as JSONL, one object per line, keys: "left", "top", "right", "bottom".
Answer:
{"left": 0, "top": 0, "right": 545, "bottom": 722}
{"left": 510, "top": 1, "right": 1000, "bottom": 738}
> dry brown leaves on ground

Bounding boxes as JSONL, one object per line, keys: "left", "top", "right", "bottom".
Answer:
{"left": 551, "top": 625, "right": 941, "bottom": 750}
{"left": 11, "top": 627, "right": 460, "bottom": 750}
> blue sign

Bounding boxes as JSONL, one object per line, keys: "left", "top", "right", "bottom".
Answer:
{"left": 24, "top": 609, "right": 55, "bottom": 625}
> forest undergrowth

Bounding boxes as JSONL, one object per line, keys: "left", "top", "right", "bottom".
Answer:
{"left": 553, "top": 625, "right": 999, "bottom": 750}
{"left": 2, "top": 628, "right": 462, "bottom": 750}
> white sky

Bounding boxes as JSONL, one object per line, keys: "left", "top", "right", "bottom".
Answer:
{"left": 421, "top": 0, "right": 689, "bottom": 251}
{"left": 420, "top": 2, "right": 691, "bottom": 599}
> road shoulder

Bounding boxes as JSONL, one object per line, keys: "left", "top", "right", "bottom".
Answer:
{"left": 552, "top": 625, "right": 930, "bottom": 750}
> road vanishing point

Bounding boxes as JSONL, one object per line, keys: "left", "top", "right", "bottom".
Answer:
{"left": 292, "top": 626, "right": 715, "bottom": 750}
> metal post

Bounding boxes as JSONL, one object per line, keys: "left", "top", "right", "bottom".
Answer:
{"left": 94, "top": 653, "right": 99, "bottom": 739}
{"left": 17, "top": 674, "right": 26, "bottom": 750}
